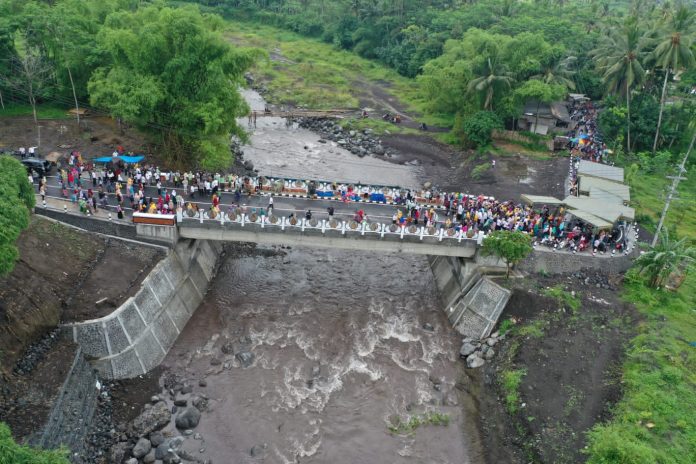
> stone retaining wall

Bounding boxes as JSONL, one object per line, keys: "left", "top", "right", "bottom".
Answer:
{"left": 518, "top": 248, "right": 635, "bottom": 275}
{"left": 32, "top": 348, "right": 99, "bottom": 458}
{"left": 63, "top": 239, "right": 222, "bottom": 379}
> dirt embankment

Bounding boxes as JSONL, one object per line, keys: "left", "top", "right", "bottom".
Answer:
{"left": 475, "top": 271, "right": 637, "bottom": 463}
{"left": 0, "top": 216, "right": 162, "bottom": 442}
{"left": 0, "top": 116, "right": 149, "bottom": 160}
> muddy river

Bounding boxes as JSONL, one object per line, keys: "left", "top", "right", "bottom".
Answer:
{"left": 238, "top": 89, "right": 421, "bottom": 188}
{"left": 160, "top": 247, "right": 482, "bottom": 463}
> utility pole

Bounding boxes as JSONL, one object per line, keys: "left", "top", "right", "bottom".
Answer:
{"left": 651, "top": 130, "right": 695, "bottom": 247}
{"left": 37, "top": 125, "right": 43, "bottom": 149}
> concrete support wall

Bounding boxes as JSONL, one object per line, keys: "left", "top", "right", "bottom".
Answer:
{"left": 428, "top": 252, "right": 509, "bottom": 339}
{"left": 518, "top": 248, "right": 635, "bottom": 274}
{"left": 63, "top": 240, "right": 222, "bottom": 379}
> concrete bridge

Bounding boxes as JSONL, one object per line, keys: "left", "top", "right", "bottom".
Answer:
{"left": 136, "top": 211, "right": 480, "bottom": 258}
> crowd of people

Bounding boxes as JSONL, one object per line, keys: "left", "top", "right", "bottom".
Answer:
{"left": 566, "top": 100, "right": 610, "bottom": 196}
{"left": 26, "top": 100, "right": 631, "bottom": 254}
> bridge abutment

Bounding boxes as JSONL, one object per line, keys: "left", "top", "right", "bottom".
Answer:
{"left": 62, "top": 239, "right": 221, "bottom": 379}
{"left": 428, "top": 252, "right": 511, "bottom": 340}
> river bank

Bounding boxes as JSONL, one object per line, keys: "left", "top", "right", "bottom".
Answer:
{"left": 0, "top": 217, "right": 162, "bottom": 445}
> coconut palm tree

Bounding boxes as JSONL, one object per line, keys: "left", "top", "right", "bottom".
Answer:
{"left": 467, "top": 57, "right": 514, "bottom": 111}
{"left": 592, "top": 18, "right": 649, "bottom": 154}
{"left": 533, "top": 54, "right": 577, "bottom": 90}
{"left": 635, "top": 229, "right": 695, "bottom": 288}
{"left": 651, "top": 5, "right": 695, "bottom": 154}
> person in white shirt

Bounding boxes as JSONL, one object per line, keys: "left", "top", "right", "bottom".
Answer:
{"left": 28, "top": 146, "right": 36, "bottom": 156}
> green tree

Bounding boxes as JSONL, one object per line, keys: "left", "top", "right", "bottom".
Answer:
{"left": 482, "top": 230, "right": 533, "bottom": 278}
{"left": 0, "top": 156, "right": 35, "bottom": 276}
{"left": 513, "top": 79, "right": 565, "bottom": 134}
{"left": 88, "top": 4, "right": 259, "bottom": 170}
{"left": 457, "top": 110, "right": 503, "bottom": 148}
{"left": 468, "top": 56, "right": 514, "bottom": 111}
{"left": 635, "top": 230, "right": 695, "bottom": 288}
{"left": 651, "top": 5, "right": 695, "bottom": 154}
{"left": 592, "top": 18, "right": 649, "bottom": 154}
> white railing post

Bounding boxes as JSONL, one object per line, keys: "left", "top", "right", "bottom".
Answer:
{"left": 321, "top": 219, "right": 326, "bottom": 234}
{"left": 458, "top": 229, "right": 463, "bottom": 243}
{"left": 341, "top": 221, "right": 346, "bottom": 235}
{"left": 361, "top": 222, "right": 366, "bottom": 236}
{"left": 241, "top": 214, "right": 246, "bottom": 227}
{"left": 199, "top": 211, "right": 203, "bottom": 224}
{"left": 400, "top": 226, "right": 405, "bottom": 240}
{"left": 419, "top": 226, "right": 424, "bottom": 241}
{"left": 261, "top": 215, "right": 265, "bottom": 228}
{"left": 301, "top": 218, "right": 306, "bottom": 232}
{"left": 220, "top": 212, "right": 224, "bottom": 226}
{"left": 281, "top": 216, "right": 287, "bottom": 231}
{"left": 438, "top": 228, "right": 444, "bottom": 241}
{"left": 380, "top": 224, "right": 386, "bottom": 239}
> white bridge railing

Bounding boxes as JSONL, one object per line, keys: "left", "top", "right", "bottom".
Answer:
{"left": 178, "top": 209, "right": 480, "bottom": 244}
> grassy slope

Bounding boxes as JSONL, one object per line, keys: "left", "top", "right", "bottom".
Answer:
{"left": 629, "top": 166, "right": 696, "bottom": 240}
{"left": 0, "top": 104, "right": 70, "bottom": 120}
{"left": 586, "top": 275, "right": 696, "bottom": 464}
{"left": 224, "top": 21, "right": 452, "bottom": 127}
{"left": 586, "top": 165, "right": 696, "bottom": 463}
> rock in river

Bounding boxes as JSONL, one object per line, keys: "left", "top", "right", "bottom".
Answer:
{"left": 459, "top": 343, "right": 476, "bottom": 358}
{"left": 236, "top": 351, "right": 255, "bottom": 368}
{"left": 130, "top": 401, "right": 171, "bottom": 437}
{"left": 175, "top": 406, "right": 202, "bottom": 430}
{"left": 132, "top": 437, "right": 152, "bottom": 459}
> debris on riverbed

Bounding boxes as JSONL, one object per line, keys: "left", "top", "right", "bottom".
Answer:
{"left": 459, "top": 331, "right": 502, "bottom": 368}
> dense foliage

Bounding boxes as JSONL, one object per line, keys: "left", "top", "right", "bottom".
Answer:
{"left": 198, "top": 0, "right": 696, "bottom": 156}
{"left": 0, "top": 0, "right": 256, "bottom": 169}
{"left": 0, "top": 156, "right": 35, "bottom": 276}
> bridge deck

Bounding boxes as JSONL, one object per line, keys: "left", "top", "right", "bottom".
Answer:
{"left": 161, "top": 212, "right": 480, "bottom": 258}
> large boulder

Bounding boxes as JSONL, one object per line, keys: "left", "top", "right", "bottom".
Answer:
{"left": 459, "top": 343, "right": 477, "bottom": 358}
{"left": 155, "top": 437, "right": 184, "bottom": 461}
{"left": 466, "top": 353, "right": 485, "bottom": 369}
{"left": 132, "top": 437, "right": 152, "bottom": 459}
{"left": 130, "top": 401, "right": 171, "bottom": 437}
{"left": 175, "top": 406, "right": 201, "bottom": 429}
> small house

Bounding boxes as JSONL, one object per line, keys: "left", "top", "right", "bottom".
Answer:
{"left": 519, "top": 100, "right": 572, "bottom": 135}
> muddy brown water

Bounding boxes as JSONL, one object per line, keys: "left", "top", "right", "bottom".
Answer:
{"left": 156, "top": 246, "right": 484, "bottom": 463}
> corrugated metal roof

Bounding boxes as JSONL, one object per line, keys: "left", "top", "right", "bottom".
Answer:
{"left": 521, "top": 194, "right": 564, "bottom": 205}
{"left": 567, "top": 209, "right": 613, "bottom": 230}
{"left": 562, "top": 196, "right": 635, "bottom": 221}
{"left": 578, "top": 176, "right": 630, "bottom": 203}
{"left": 578, "top": 160, "right": 624, "bottom": 183}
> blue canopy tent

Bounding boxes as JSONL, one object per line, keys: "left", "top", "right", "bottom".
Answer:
{"left": 93, "top": 155, "right": 145, "bottom": 163}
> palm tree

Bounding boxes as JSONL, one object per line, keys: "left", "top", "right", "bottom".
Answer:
{"left": 592, "top": 18, "right": 649, "bottom": 154}
{"left": 532, "top": 54, "right": 577, "bottom": 90}
{"left": 635, "top": 229, "right": 695, "bottom": 288}
{"left": 651, "top": 5, "right": 696, "bottom": 154}
{"left": 468, "top": 57, "right": 514, "bottom": 111}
